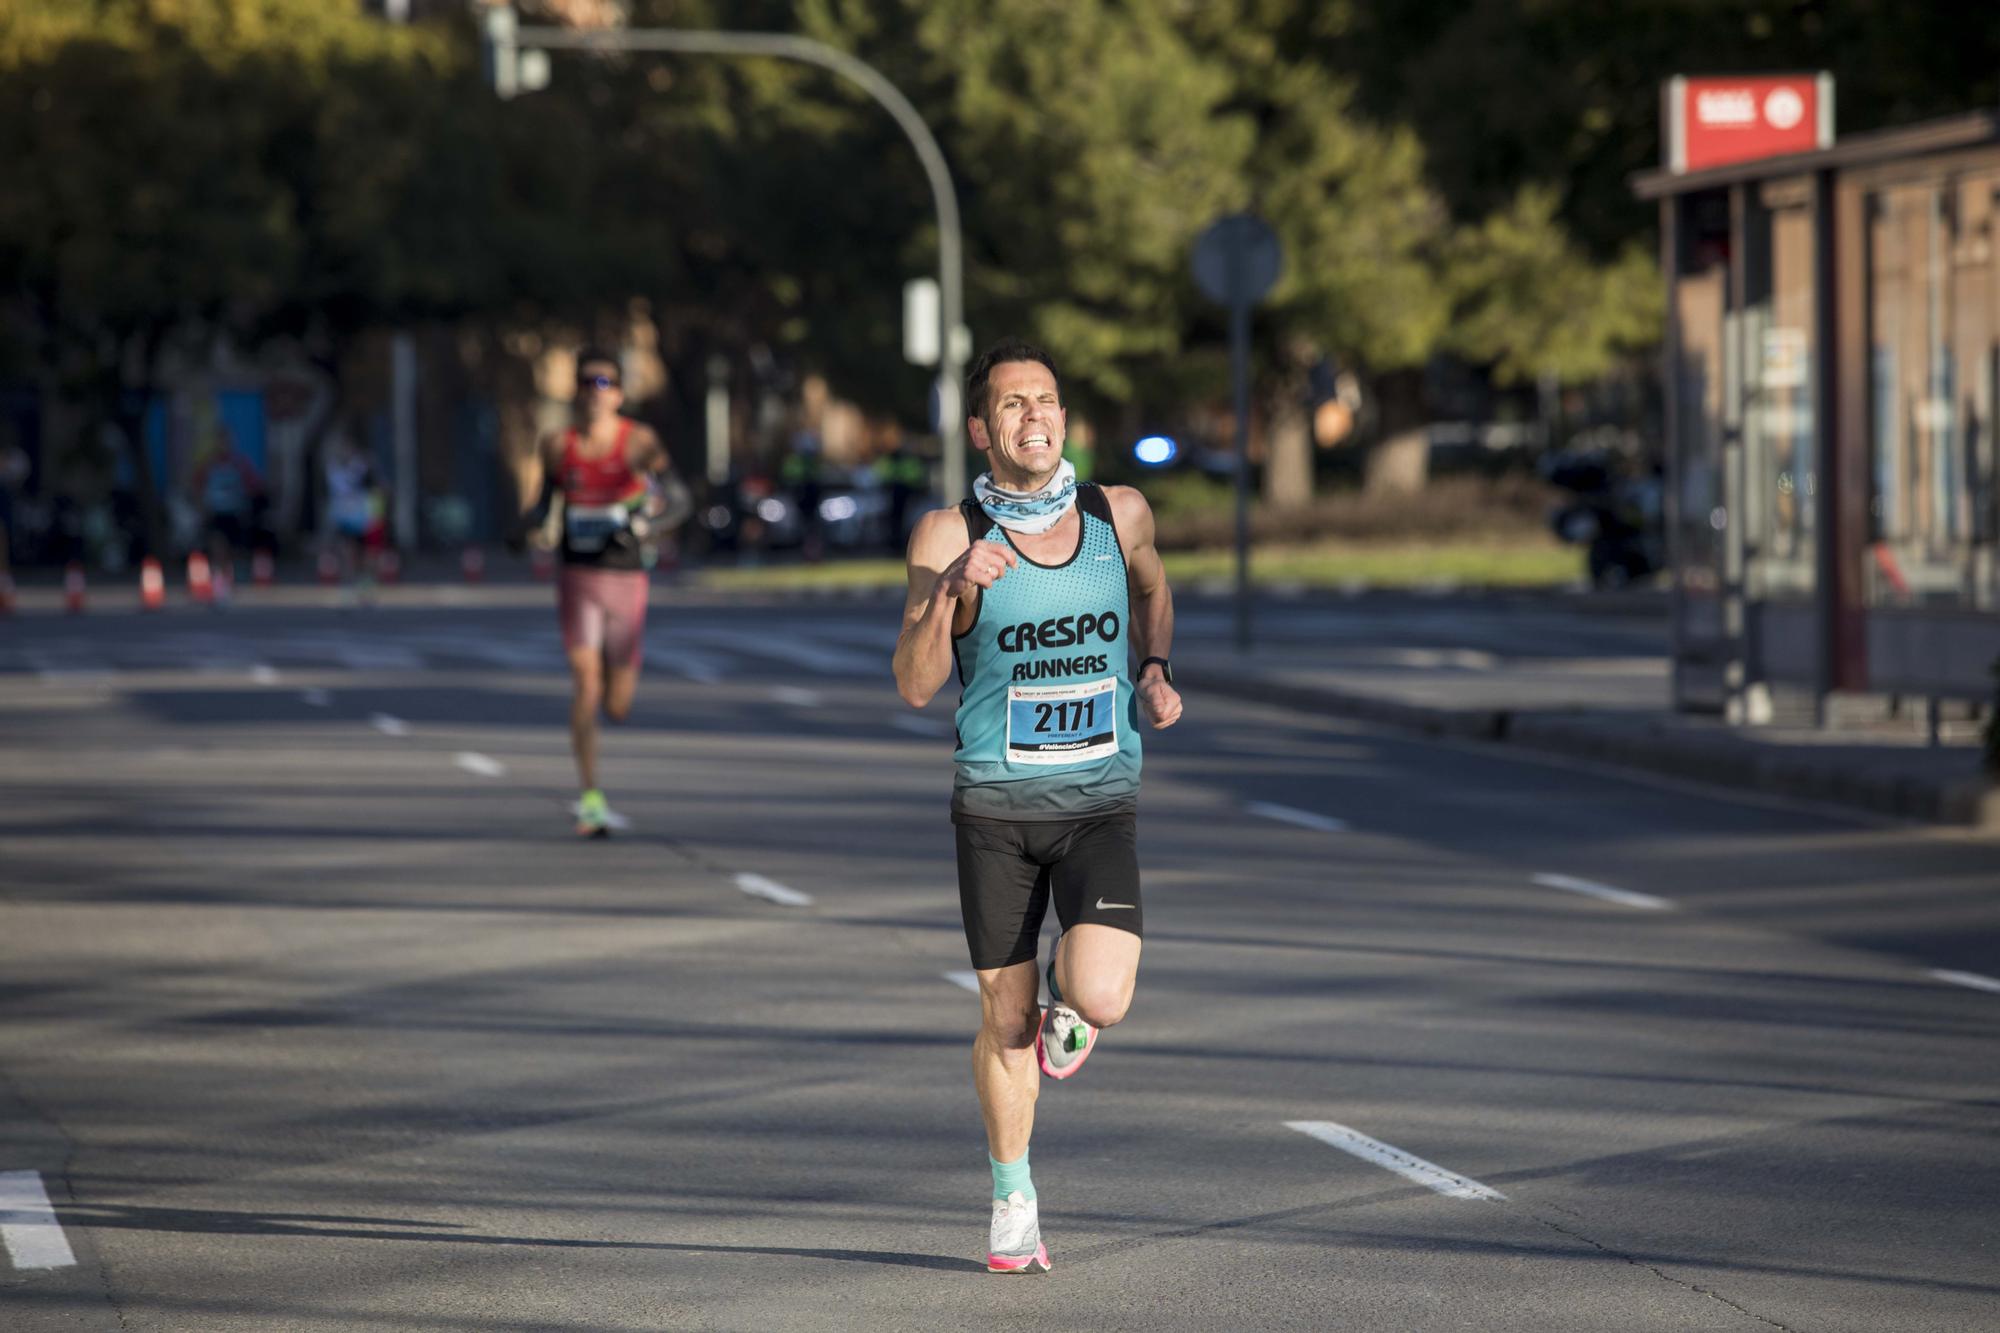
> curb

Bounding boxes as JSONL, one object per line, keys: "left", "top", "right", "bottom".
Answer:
{"left": 1179, "top": 665, "right": 1998, "bottom": 829}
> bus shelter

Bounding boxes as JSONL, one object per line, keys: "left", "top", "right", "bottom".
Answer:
{"left": 1633, "top": 105, "right": 2000, "bottom": 727}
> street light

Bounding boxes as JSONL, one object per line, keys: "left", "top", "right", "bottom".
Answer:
{"left": 480, "top": 5, "right": 969, "bottom": 503}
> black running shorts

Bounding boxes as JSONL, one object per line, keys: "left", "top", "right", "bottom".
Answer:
{"left": 954, "top": 812, "right": 1142, "bottom": 971}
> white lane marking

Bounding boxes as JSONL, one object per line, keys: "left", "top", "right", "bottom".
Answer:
{"left": 455, "top": 752, "right": 506, "bottom": 779}
{"left": 1245, "top": 801, "right": 1349, "bottom": 834}
{"left": 299, "top": 688, "right": 332, "bottom": 707}
{"left": 892, "top": 716, "right": 952, "bottom": 738}
{"left": 0, "top": 1170, "right": 78, "bottom": 1270}
{"left": 251, "top": 663, "right": 281, "bottom": 686}
{"left": 1931, "top": 969, "right": 2000, "bottom": 995}
{"left": 1532, "top": 872, "right": 1671, "bottom": 911}
{"left": 645, "top": 649, "right": 724, "bottom": 685}
{"left": 734, "top": 873, "right": 813, "bottom": 908}
{"left": 369, "top": 713, "right": 410, "bottom": 737}
{"left": 1284, "top": 1122, "right": 1505, "bottom": 1202}
{"left": 772, "top": 686, "right": 823, "bottom": 708}
{"left": 28, "top": 651, "right": 114, "bottom": 686}
{"left": 944, "top": 970, "right": 981, "bottom": 993}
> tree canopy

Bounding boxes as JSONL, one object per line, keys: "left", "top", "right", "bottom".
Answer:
{"left": 7, "top": 0, "right": 1994, "bottom": 515}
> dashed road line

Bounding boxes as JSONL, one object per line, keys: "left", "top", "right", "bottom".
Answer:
{"left": 944, "top": 970, "right": 980, "bottom": 993}
{"left": 250, "top": 664, "right": 281, "bottom": 686}
{"left": 455, "top": 752, "right": 506, "bottom": 779}
{"left": 0, "top": 1170, "right": 77, "bottom": 1270}
{"left": 1931, "top": 968, "right": 2000, "bottom": 995}
{"left": 369, "top": 713, "right": 410, "bottom": 737}
{"left": 734, "top": 873, "right": 813, "bottom": 908}
{"left": 1532, "top": 872, "right": 1671, "bottom": 911}
{"left": 1284, "top": 1121, "right": 1504, "bottom": 1202}
{"left": 1245, "top": 801, "right": 1349, "bottom": 834}
{"left": 772, "top": 686, "right": 823, "bottom": 708}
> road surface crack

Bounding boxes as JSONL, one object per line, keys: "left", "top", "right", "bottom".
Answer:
{"left": 1523, "top": 1205, "right": 1797, "bottom": 1331}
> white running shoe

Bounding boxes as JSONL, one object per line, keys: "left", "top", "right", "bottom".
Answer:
{"left": 986, "top": 1190, "right": 1051, "bottom": 1274}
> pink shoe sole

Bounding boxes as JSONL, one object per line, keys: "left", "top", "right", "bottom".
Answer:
{"left": 1036, "top": 1011, "right": 1097, "bottom": 1080}
{"left": 987, "top": 1242, "right": 1051, "bottom": 1274}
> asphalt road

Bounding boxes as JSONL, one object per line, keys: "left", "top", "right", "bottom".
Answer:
{"left": 1, "top": 593, "right": 1995, "bottom": 1332}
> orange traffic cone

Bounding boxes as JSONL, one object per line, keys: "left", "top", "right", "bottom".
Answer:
{"left": 63, "top": 561, "right": 86, "bottom": 614}
{"left": 461, "top": 545, "right": 486, "bottom": 583}
{"left": 139, "top": 556, "right": 166, "bottom": 611}
{"left": 374, "top": 548, "right": 401, "bottom": 584}
{"left": 187, "top": 551, "right": 214, "bottom": 604}
{"left": 317, "top": 547, "right": 340, "bottom": 585}
{"left": 251, "top": 548, "right": 275, "bottom": 587}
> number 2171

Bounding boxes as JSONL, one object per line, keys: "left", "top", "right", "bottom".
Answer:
{"left": 1033, "top": 698, "right": 1095, "bottom": 733}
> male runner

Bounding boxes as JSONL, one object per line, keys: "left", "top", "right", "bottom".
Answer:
{"left": 519, "top": 348, "right": 687, "bottom": 837}
{"left": 893, "top": 338, "right": 1182, "bottom": 1274}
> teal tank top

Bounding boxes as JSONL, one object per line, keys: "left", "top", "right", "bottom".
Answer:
{"left": 951, "top": 483, "right": 1143, "bottom": 822}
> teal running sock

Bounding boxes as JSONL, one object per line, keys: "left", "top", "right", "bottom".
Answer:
{"left": 991, "top": 1151, "right": 1035, "bottom": 1202}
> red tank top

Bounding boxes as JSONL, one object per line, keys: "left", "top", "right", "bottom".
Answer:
{"left": 560, "top": 420, "right": 644, "bottom": 506}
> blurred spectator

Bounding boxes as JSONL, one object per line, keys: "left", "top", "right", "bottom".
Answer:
{"left": 192, "top": 427, "right": 264, "bottom": 592}
{"left": 1062, "top": 429, "right": 1094, "bottom": 483}
{"left": 872, "top": 441, "right": 927, "bottom": 553}
{"left": 780, "top": 421, "right": 825, "bottom": 562}
{"left": 0, "top": 438, "right": 27, "bottom": 578}
{"left": 323, "top": 432, "right": 381, "bottom": 588}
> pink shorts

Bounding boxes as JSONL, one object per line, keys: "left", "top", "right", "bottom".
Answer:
{"left": 557, "top": 566, "right": 649, "bottom": 669}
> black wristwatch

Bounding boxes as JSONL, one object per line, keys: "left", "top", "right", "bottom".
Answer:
{"left": 1138, "top": 656, "right": 1173, "bottom": 684}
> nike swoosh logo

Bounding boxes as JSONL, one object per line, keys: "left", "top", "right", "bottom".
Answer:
{"left": 1095, "top": 898, "right": 1135, "bottom": 910}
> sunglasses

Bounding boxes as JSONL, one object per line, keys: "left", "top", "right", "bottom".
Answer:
{"left": 578, "top": 374, "right": 621, "bottom": 391}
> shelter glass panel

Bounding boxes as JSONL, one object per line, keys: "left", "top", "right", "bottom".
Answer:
{"left": 1865, "top": 172, "right": 2000, "bottom": 609}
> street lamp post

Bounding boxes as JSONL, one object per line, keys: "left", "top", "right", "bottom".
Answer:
{"left": 483, "top": 5, "right": 969, "bottom": 503}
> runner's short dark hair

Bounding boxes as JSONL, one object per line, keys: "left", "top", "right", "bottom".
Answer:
{"left": 576, "top": 347, "right": 621, "bottom": 382}
{"left": 967, "top": 338, "right": 1059, "bottom": 419}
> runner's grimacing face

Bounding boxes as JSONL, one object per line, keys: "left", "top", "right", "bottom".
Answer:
{"left": 576, "top": 362, "right": 623, "bottom": 424}
{"left": 972, "top": 361, "right": 1066, "bottom": 490}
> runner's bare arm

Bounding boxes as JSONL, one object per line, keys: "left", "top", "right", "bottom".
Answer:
{"left": 627, "top": 426, "right": 693, "bottom": 529}
{"left": 1107, "top": 485, "right": 1182, "bottom": 729}
{"left": 628, "top": 425, "right": 668, "bottom": 475}
{"left": 893, "top": 508, "right": 1015, "bottom": 708}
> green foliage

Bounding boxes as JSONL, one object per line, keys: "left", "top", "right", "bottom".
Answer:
{"left": 1445, "top": 186, "right": 1664, "bottom": 383}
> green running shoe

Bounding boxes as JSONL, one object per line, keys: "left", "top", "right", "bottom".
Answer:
{"left": 574, "top": 789, "right": 611, "bottom": 839}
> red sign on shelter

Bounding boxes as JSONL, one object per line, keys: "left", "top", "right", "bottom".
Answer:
{"left": 1665, "top": 74, "right": 1833, "bottom": 174}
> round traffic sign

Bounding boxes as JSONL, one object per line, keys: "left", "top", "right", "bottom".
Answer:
{"left": 1192, "top": 214, "right": 1282, "bottom": 307}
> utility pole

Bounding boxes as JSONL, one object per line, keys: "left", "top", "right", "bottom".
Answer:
{"left": 482, "top": 5, "right": 969, "bottom": 502}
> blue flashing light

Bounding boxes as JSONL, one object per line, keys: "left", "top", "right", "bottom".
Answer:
{"left": 1133, "top": 435, "right": 1178, "bottom": 466}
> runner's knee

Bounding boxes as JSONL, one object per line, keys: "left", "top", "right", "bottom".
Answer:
{"left": 980, "top": 1012, "right": 1040, "bottom": 1056}
{"left": 979, "top": 1004, "right": 1040, "bottom": 1052}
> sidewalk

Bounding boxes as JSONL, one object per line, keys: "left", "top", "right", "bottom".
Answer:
{"left": 1176, "top": 635, "right": 1998, "bottom": 830}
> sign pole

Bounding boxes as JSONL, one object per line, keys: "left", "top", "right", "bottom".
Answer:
{"left": 1230, "top": 296, "right": 1252, "bottom": 652}
{"left": 1193, "top": 212, "right": 1281, "bottom": 656}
